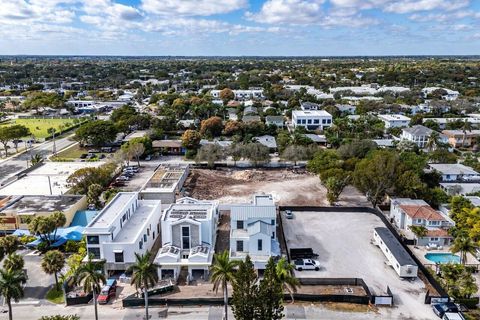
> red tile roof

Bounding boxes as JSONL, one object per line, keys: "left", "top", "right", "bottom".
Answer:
{"left": 399, "top": 205, "right": 446, "bottom": 221}
{"left": 425, "top": 229, "right": 451, "bottom": 238}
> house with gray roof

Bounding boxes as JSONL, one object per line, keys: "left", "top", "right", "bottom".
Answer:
{"left": 401, "top": 125, "right": 447, "bottom": 149}
{"left": 265, "top": 115, "right": 284, "bottom": 128}
{"left": 254, "top": 135, "right": 277, "bottom": 151}
{"left": 229, "top": 194, "right": 280, "bottom": 269}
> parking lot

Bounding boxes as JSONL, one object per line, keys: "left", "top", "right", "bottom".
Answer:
{"left": 120, "top": 162, "right": 158, "bottom": 192}
{"left": 281, "top": 210, "right": 436, "bottom": 320}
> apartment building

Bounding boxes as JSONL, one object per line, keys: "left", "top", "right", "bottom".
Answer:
{"left": 292, "top": 110, "right": 332, "bottom": 131}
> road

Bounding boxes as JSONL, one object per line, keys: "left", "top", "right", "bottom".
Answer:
{"left": 0, "top": 135, "right": 76, "bottom": 185}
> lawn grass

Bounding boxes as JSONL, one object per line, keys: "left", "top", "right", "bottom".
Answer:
{"left": 0, "top": 118, "right": 75, "bottom": 139}
{"left": 51, "top": 143, "right": 109, "bottom": 161}
{"left": 45, "top": 286, "right": 65, "bottom": 304}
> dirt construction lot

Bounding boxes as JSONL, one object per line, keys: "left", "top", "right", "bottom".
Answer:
{"left": 184, "top": 168, "right": 369, "bottom": 206}
{"left": 282, "top": 210, "right": 436, "bottom": 320}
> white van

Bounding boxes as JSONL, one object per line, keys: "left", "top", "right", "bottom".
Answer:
{"left": 443, "top": 312, "right": 465, "bottom": 320}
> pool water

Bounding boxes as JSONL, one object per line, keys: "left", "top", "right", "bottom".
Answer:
{"left": 425, "top": 253, "right": 460, "bottom": 264}
{"left": 70, "top": 210, "right": 98, "bottom": 227}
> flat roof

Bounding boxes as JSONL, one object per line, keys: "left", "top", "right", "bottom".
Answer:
{"left": 374, "top": 227, "right": 417, "bottom": 267}
{"left": 113, "top": 200, "right": 159, "bottom": 243}
{"left": 292, "top": 110, "right": 332, "bottom": 117}
{"left": 87, "top": 192, "right": 136, "bottom": 229}
{"left": 378, "top": 114, "right": 411, "bottom": 121}
{"left": 141, "top": 164, "right": 188, "bottom": 193}
{"left": 0, "top": 195, "right": 84, "bottom": 214}
{"left": 163, "top": 198, "right": 217, "bottom": 221}
{"left": 429, "top": 163, "right": 479, "bottom": 175}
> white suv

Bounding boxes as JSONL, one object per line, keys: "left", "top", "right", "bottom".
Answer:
{"left": 294, "top": 258, "right": 320, "bottom": 271}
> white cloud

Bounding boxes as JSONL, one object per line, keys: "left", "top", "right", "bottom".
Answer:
{"left": 141, "top": 0, "right": 248, "bottom": 16}
{"left": 246, "top": 0, "right": 325, "bottom": 24}
{"left": 383, "top": 0, "right": 470, "bottom": 14}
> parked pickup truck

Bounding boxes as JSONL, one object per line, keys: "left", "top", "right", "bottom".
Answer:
{"left": 294, "top": 258, "right": 320, "bottom": 271}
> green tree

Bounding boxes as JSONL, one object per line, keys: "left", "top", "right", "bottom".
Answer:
{"left": 231, "top": 256, "right": 257, "bottom": 320}
{"left": 9, "top": 125, "right": 31, "bottom": 153}
{"left": 243, "top": 143, "right": 270, "bottom": 167}
{"left": 74, "top": 258, "right": 106, "bottom": 320}
{"left": 275, "top": 257, "right": 299, "bottom": 302}
{"left": 200, "top": 116, "right": 224, "bottom": 138}
{"left": 408, "top": 225, "right": 428, "bottom": 245}
{"left": 255, "top": 258, "right": 284, "bottom": 320}
{"left": 451, "top": 237, "right": 478, "bottom": 265}
{"left": 219, "top": 88, "right": 234, "bottom": 104}
{"left": 126, "top": 251, "right": 159, "bottom": 320}
{"left": 0, "top": 268, "right": 27, "bottom": 320}
{"left": 195, "top": 144, "right": 225, "bottom": 168}
{"left": 87, "top": 183, "right": 104, "bottom": 209}
{"left": 281, "top": 145, "right": 312, "bottom": 166}
{"left": 28, "top": 212, "right": 66, "bottom": 248}
{"left": 324, "top": 174, "right": 350, "bottom": 205}
{"left": 75, "top": 120, "right": 117, "bottom": 147}
{"left": 210, "top": 250, "right": 240, "bottom": 320}
{"left": 353, "top": 150, "right": 398, "bottom": 207}
{"left": 3, "top": 254, "right": 24, "bottom": 272}
{"left": 228, "top": 143, "right": 244, "bottom": 166}
{"left": 66, "top": 163, "right": 116, "bottom": 194}
{"left": 0, "top": 126, "right": 14, "bottom": 157}
{"left": 0, "top": 235, "right": 20, "bottom": 260}
{"left": 42, "top": 250, "right": 65, "bottom": 289}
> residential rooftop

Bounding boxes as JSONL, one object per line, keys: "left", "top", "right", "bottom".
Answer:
{"left": 0, "top": 195, "right": 84, "bottom": 214}
{"left": 113, "top": 200, "right": 159, "bottom": 243}
{"left": 292, "top": 110, "right": 332, "bottom": 117}
{"left": 429, "top": 163, "right": 479, "bottom": 175}
{"left": 374, "top": 227, "right": 417, "bottom": 267}
{"left": 87, "top": 192, "right": 137, "bottom": 230}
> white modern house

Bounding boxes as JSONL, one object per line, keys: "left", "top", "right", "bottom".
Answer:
{"left": 154, "top": 197, "right": 219, "bottom": 281}
{"left": 373, "top": 227, "right": 418, "bottom": 278}
{"left": 400, "top": 125, "right": 447, "bottom": 149}
{"left": 390, "top": 198, "right": 454, "bottom": 247}
{"left": 230, "top": 194, "right": 280, "bottom": 269}
{"left": 428, "top": 163, "right": 480, "bottom": 182}
{"left": 300, "top": 101, "right": 320, "bottom": 110}
{"left": 378, "top": 114, "right": 411, "bottom": 129}
{"left": 292, "top": 110, "right": 332, "bottom": 131}
{"left": 83, "top": 192, "right": 163, "bottom": 273}
{"left": 422, "top": 87, "right": 459, "bottom": 101}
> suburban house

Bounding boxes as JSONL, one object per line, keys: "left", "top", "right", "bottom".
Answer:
{"left": 265, "top": 115, "right": 284, "bottom": 128}
{"left": 254, "top": 135, "right": 277, "bottom": 151}
{"left": 373, "top": 227, "right": 418, "bottom": 278}
{"left": 300, "top": 101, "right": 320, "bottom": 110}
{"left": 422, "top": 118, "right": 480, "bottom": 130}
{"left": 377, "top": 114, "right": 411, "bottom": 129}
{"left": 439, "top": 182, "right": 480, "bottom": 196}
{"left": 83, "top": 192, "right": 163, "bottom": 273}
{"left": 243, "top": 115, "right": 262, "bottom": 123}
{"left": 390, "top": 198, "right": 454, "bottom": 246}
{"left": 400, "top": 125, "right": 447, "bottom": 148}
{"left": 428, "top": 163, "right": 480, "bottom": 182}
{"left": 139, "top": 164, "right": 189, "bottom": 203}
{"left": 229, "top": 194, "right": 280, "bottom": 269}
{"left": 336, "top": 104, "right": 356, "bottom": 114}
{"left": 210, "top": 89, "right": 264, "bottom": 100}
{"left": 421, "top": 87, "right": 459, "bottom": 101}
{"left": 441, "top": 130, "right": 480, "bottom": 148}
{"left": 152, "top": 140, "right": 185, "bottom": 155}
{"left": 292, "top": 110, "right": 333, "bottom": 131}
{"left": 243, "top": 106, "right": 258, "bottom": 116}
{"left": 154, "top": 197, "right": 219, "bottom": 281}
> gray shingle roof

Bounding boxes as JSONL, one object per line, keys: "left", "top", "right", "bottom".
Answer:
{"left": 374, "top": 227, "right": 417, "bottom": 267}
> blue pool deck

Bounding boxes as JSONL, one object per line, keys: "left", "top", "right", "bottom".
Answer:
{"left": 70, "top": 210, "right": 99, "bottom": 227}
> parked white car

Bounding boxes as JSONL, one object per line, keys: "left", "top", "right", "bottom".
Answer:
{"left": 294, "top": 258, "right": 320, "bottom": 271}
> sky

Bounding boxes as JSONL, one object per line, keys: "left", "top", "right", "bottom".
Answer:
{"left": 0, "top": 0, "right": 480, "bottom": 56}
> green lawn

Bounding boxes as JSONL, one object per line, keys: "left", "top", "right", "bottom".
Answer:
{"left": 0, "top": 118, "right": 76, "bottom": 139}
{"left": 45, "top": 286, "right": 65, "bottom": 304}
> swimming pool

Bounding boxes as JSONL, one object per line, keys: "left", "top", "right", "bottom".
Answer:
{"left": 425, "top": 253, "right": 460, "bottom": 264}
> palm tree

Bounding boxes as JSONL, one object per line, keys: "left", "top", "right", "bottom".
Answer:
{"left": 126, "top": 251, "right": 159, "bottom": 320}
{"left": 275, "top": 257, "right": 300, "bottom": 303}
{"left": 0, "top": 268, "right": 27, "bottom": 320}
{"left": 74, "top": 257, "right": 106, "bottom": 320}
{"left": 462, "top": 120, "right": 472, "bottom": 148}
{"left": 3, "top": 253, "right": 25, "bottom": 272}
{"left": 425, "top": 131, "right": 440, "bottom": 152}
{"left": 41, "top": 250, "right": 65, "bottom": 289}
{"left": 451, "top": 237, "right": 477, "bottom": 265}
{"left": 210, "top": 250, "right": 239, "bottom": 320}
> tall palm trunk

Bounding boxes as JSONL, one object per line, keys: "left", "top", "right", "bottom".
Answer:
{"left": 223, "top": 280, "right": 228, "bottom": 320}
{"left": 144, "top": 287, "right": 149, "bottom": 319}
{"left": 54, "top": 272, "right": 59, "bottom": 289}
{"left": 93, "top": 290, "right": 99, "bottom": 320}
{"left": 7, "top": 298, "right": 12, "bottom": 320}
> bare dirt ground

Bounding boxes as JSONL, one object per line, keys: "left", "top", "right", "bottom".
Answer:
{"left": 183, "top": 168, "right": 370, "bottom": 206}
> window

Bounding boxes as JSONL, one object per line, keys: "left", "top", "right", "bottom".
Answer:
{"left": 157, "top": 223, "right": 160, "bottom": 233}
{"left": 313, "top": 119, "right": 319, "bottom": 124}
{"left": 322, "top": 119, "right": 326, "bottom": 124}
{"left": 88, "top": 247, "right": 101, "bottom": 259}
{"left": 429, "top": 220, "right": 440, "bottom": 226}
{"left": 307, "top": 119, "right": 312, "bottom": 124}
{"left": 87, "top": 236, "right": 99, "bottom": 245}
{"left": 301, "top": 119, "right": 306, "bottom": 124}
{"left": 327, "top": 119, "right": 331, "bottom": 124}
{"left": 430, "top": 237, "right": 439, "bottom": 241}
{"left": 416, "top": 219, "right": 422, "bottom": 224}
{"left": 237, "top": 240, "right": 244, "bottom": 252}
{"left": 153, "top": 232, "right": 155, "bottom": 239}
{"left": 182, "top": 226, "right": 190, "bottom": 249}
{"left": 271, "top": 219, "right": 274, "bottom": 225}
{"left": 139, "top": 241, "right": 143, "bottom": 250}
{"left": 272, "top": 231, "right": 275, "bottom": 239}
{"left": 122, "top": 213, "right": 127, "bottom": 222}
{"left": 114, "top": 252, "right": 124, "bottom": 263}
{"left": 258, "top": 239, "right": 263, "bottom": 251}
{"left": 144, "top": 234, "right": 147, "bottom": 242}
{"left": 237, "top": 220, "right": 244, "bottom": 229}
{"left": 297, "top": 119, "right": 301, "bottom": 124}
{"left": 147, "top": 228, "right": 150, "bottom": 236}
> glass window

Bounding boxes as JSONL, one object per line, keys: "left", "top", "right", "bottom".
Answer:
{"left": 139, "top": 241, "right": 143, "bottom": 250}
{"left": 297, "top": 120, "right": 301, "bottom": 124}
{"left": 313, "top": 119, "right": 319, "bottom": 124}
{"left": 87, "top": 236, "right": 99, "bottom": 245}
{"left": 114, "top": 252, "right": 124, "bottom": 263}
{"left": 237, "top": 220, "right": 244, "bottom": 229}
{"left": 237, "top": 240, "right": 244, "bottom": 252}
{"left": 258, "top": 239, "right": 263, "bottom": 251}
{"left": 307, "top": 119, "right": 312, "bottom": 124}
{"left": 144, "top": 234, "right": 147, "bottom": 242}
{"left": 301, "top": 119, "right": 306, "bottom": 124}
{"left": 88, "top": 247, "right": 101, "bottom": 259}
{"left": 322, "top": 119, "right": 326, "bottom": 124}
{"left": 147, "top": 228, "right": 150, "bottom": 236}
{"left": 182, "top": 226, "right": 190, "bottom": 249}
